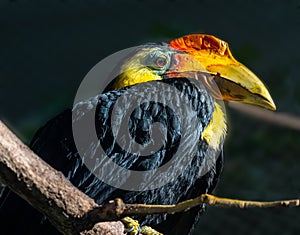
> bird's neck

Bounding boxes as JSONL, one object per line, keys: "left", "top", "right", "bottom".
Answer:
{"left": 113, "top": 68, "right": 162, "bottom": 89}
{"left": 201, "top": 102, "right": 227, "bottom": 150}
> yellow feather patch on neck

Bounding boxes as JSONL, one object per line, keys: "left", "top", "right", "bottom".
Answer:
{"left": 201, "top": 102, "right": 227, "bottom": 150}
{"left": 113, "top": 68, "right": 162, "bottom": 90}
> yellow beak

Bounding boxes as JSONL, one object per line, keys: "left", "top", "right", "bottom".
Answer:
{"left": 169, "top": 34, "right": 276, "bottom": 110}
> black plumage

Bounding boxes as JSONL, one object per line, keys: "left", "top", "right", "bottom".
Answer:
{"left": 0, "top": 78, "right": 223, "bottom": 235}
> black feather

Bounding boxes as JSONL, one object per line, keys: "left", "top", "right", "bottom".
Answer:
{"left": 0, "top": 78, "right": 223, "bottom": 235}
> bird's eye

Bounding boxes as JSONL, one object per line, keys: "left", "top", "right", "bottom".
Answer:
{"left": 145, "top": 51, "right": 170, "bottom": 73}
{"left": 155, "top": 56, "right": 168, "bottom": 68}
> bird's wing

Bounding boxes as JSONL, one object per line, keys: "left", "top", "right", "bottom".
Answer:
{"left": 29, "top": 78, "right": 214, "bottom": 205}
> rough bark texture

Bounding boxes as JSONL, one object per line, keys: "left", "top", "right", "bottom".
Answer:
{"left": 80, "top": 222, "right": 124, "bottom": 235}
{"left": 0, "top": 121, "right": 124, "bottom": 235}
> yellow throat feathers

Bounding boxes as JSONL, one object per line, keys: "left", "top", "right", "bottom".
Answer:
{"left": 201, "top": 102, "right": 227, "bottom": 150}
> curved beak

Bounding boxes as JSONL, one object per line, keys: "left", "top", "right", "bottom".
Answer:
{"left": 167, "top": 34, "right": 276, "bottom": 111}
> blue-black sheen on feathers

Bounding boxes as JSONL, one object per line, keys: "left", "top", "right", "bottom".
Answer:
{"left": 0, "top": 79, "right": 223, "bottom": 235}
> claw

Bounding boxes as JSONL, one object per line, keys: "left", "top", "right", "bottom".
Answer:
{"left": 121, "top": 217, "right": 163, "bottom": 235}
{"left": 140, "top": 225, "right": 163, "bottom": 235}
{"left": 121, "top": 217, "right": 141, "bottom": 235}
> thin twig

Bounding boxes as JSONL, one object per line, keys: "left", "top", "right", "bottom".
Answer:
{"left": 229, "top": 101, "right": 300, "bottom": 131}
{"left": 117, "top": 194, "right": 300, "bottom": 217}
{"left": 201, "top": 194, "right": 300, "bottom": 208}
{"left": 228, "top": 101, "right": 300, "bottom": 131}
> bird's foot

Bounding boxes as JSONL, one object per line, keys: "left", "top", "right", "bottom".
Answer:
{"left": 121, "top": 217, "right": 163, "bottom": 235}
{"left": 121, "top": 217, "right": 140, "bottom": 235}
{"left": 140, "top": 225, "right": 163, "bottom": 235}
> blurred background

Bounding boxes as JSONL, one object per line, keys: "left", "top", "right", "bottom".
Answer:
{"left": 1, "top": 0, "right": 300, "bottom": 234}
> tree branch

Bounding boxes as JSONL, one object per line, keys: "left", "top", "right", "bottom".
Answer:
{"left": 229, "top": 101, "right": 300, "bottom": 131}
{"left": 0, "top": 120, "right": 124, "bottom": 235}
{"left": 0, "top": 120, "right": 299, "bottom": 235}
{"left": 123, "top": 194, "right": 300, "bottom": 215}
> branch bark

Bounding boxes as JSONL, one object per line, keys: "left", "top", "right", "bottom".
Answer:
{"left": 1, "top": 120, "right": 300, "bottom": 235}
{"left": 0, "top": 120, "right": 124, "bottom": 235}
{"left": 229, "top": 101, "right": 300, "bottom": 131}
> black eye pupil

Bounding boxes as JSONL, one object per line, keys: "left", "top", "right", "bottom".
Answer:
{"left": 155, "top": 57, "right": 167, "bottom": 67}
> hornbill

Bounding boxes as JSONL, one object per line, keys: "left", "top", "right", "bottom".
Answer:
{"left": 0, "top": 34, "right": 275, "bottom": 235}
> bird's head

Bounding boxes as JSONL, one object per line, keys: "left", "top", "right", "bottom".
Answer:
{"left": 112, "top": 34, "right": 275, "bottom": 111}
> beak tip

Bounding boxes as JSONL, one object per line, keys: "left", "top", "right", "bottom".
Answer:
{"left": 263, "top": 97, "right": 276, "bottom": 111}
{"left": 265, "top": 93, "right": 276, "bottom": 111}
{"left": 270, "top": 102, "right": 277, "bottom": 111}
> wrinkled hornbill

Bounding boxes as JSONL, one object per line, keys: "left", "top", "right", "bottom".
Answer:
{"left": 0, "top": 34, "right": 275, "bottom": 235}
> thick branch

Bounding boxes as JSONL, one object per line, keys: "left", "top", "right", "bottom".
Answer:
{"left": 0, "top": 121, "right": 124, "bottom": 235}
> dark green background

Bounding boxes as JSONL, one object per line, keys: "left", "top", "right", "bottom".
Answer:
{"left": 1, "top": 0, "right": 300, "bottom": 234}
